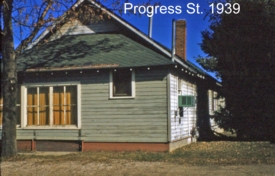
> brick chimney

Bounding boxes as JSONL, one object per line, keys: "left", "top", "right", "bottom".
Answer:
{"left": 175, "top": 20, "right": 187, "bottom": 61}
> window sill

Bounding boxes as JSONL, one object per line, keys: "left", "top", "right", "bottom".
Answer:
{"left": 109, "top": 96, "right": 135, "bottom": 100}
{"left": 20, "top": 126, "right": 80, "bottom": 130}
{"left": 0, "top": 125, "right": 21, "bottom": 129}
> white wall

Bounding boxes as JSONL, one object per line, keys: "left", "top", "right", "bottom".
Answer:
{"left": 170, "top": 74, "right": 197, "bottom": 142}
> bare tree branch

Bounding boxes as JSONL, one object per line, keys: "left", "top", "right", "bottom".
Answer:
{"left": 16, "top": 0, "right": 54, "bottom": 53}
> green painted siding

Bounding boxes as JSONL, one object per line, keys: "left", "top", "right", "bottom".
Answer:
{"left": 1, "top": 68, "right": 168, "bottom": 142}
{"left": 16, "top": 129, "right": 80, "bottom": 140}
{"left": 81, "top": 69, "right": 168, "bottom": 142}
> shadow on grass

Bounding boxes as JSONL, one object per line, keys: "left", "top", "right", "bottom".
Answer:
{"left": 199, "top": 131, "right": 275, "bottom": 144}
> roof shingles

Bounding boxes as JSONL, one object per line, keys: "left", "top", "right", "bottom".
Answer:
{"left": 17, "top": 34, "right": 173, "bottom": 71}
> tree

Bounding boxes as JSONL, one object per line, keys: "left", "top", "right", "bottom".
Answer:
{"left": 1, "top": 0, "right": 138, "bottom": 157}
{"left": 197, "top": 0, "right": 275, "bottom": 140}
{"left": 1, "top": 0, "right": 18, "bottom": 157}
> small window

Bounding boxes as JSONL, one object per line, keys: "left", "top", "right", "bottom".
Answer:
{"left": 110, "top": 69, "right": 135, "bottom": 98}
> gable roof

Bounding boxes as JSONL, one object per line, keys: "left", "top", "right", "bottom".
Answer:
{"left": 19, "top": 0, "right": 218, "bottom": 82}
{"left": 27, "top": 0, "right": 172, "bottom": 58}
{"left": 17, "top": 34, "right": 173, "bottom": 71}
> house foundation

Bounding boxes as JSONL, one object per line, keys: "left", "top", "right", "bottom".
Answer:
{"left": 1, "top": 139, "right": 197, "bottom": 152}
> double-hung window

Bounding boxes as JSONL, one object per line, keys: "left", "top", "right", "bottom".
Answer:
{"left": 109, "top": 69, "right": 135, "bottom": 98}
{"left": 0, "top": 87, "right": 21, "bottom": 127}
{"left": 22, "top": 82, "right": 81, "bottom": 128}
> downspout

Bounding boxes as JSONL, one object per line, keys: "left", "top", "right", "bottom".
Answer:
{"left": 167, "top": 72, "right": 171, "bottom": 143}
{"left": 167, "top": 20, "right": 176, "bottom": 148}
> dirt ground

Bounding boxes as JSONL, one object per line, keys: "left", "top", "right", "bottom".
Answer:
{"left": 1, "top": 159, "right": 275, "bottom": 176}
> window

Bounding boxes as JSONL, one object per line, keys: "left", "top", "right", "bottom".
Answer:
{"left": 109, "top": 69, "right": 135, "bottom": 98}
{"left": 52, "top": 86, "right": 77, "bottom": 125}
{"left": 0, "top": 88, "right": 21, "bottom": 127}
{"left": 27, "top": 87, "right": 50, "bottom": 125}
{"left": 208, "top": 90, "right": 218, "bottom": 115}
{"left": 0, "top": 97, "right": 2, "bottom": 125}
{"left": 22, "top": 82, "right": 81, "bottom": 128}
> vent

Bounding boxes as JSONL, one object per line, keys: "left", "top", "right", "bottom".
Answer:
{"left": 178, "top": 95, "right": 195, "bottom": 107}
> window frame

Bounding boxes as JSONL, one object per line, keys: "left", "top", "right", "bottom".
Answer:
{"left": 21, "top": 82, "right": 81, "bottom": 129}
{"left": 208, "top": 90, "right": 218, "bottom": 116}
{"left": 109, "top": 69, "right": 135, "bottom": 99}
{"left": 0, "top": 87, "right": 21, "bottom": 128}
{"left": 0, "top": 98, "right": 2, "bottom": 128}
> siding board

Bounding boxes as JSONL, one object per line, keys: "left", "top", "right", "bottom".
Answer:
{"left": 80, "top": 125, "right": 165, "bottom": 130}
{"left": 81, "top": 137, "right": 167, "bottom": 143}
{"left": 81, "top": 114, "right": 166, "bottom": 119}
{"left": 16, "top": 129, "right": 80, "bottom": 140}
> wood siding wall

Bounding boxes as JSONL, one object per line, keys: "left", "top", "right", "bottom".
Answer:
{"left": 16, "top": 129, "right": 80, "bottom": 140}
{"left": 169, "top": 74, "right": 197, "bottom": 142}
{"left": 81, "top": 69, "right": 168, "bottom": 142}
{"left": 0, "top": 68, "right": 168, "bottom": 143}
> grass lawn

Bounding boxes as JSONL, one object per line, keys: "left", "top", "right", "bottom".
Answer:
{"left": 3, "top": 141, "right": 275, "bottom": 166}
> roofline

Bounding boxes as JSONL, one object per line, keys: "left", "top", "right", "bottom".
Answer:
{"left": 26, "top": 0, "right": 85, "bottom": 50}
{"left": 88, "top": 1, "right": 173, "bottom": 56}
{"left": 87, "top": 1, "right": 209, "bottom": 75}
{"left": 27, "top": 0, "right": 188, "bottom": 67}
{"left": 22, "top": 64, "right": 174, "bottom": 73}
{"left": 89, "top": 0, "right": 221, "bottom": 80}
{"left": 25, "top": 0, "right": 218, "bottom": 82}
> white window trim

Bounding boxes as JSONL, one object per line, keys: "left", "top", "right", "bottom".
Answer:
{"left": 21, "top": 81, "right": 81, "bottom": 129}
{"left": 109, "top": 69, "right": 135, "bottom": 99}
{"left": 0, "top": 92, "right": 21, "bottom": 129}
{"left": 0, "top": 104, "right": 2, "bottom": 128}
{"left": 209, "top": 90, "right": 218, "bottom": 116}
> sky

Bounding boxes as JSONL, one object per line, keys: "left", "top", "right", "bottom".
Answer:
{"left": 113, "top": 0, "right": 213, "bottom": 73}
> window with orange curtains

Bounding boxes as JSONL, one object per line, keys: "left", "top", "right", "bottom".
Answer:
{"left": 53, "top": 86, "right": 64, "bottom": 125}
{"left": 66, "top": 86, "right": 77, "bottom": 125}
{"left": 27, "top": 87, "right": 49, "bottom": 125}
{"left": 39, "top": 87, "right": 49, "bottom": 125}
{"left": 53, "top": 86, "right": 76, "bottom": 125}
{"left": 26, "top": 85, "right": 77, "bottom": 126}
